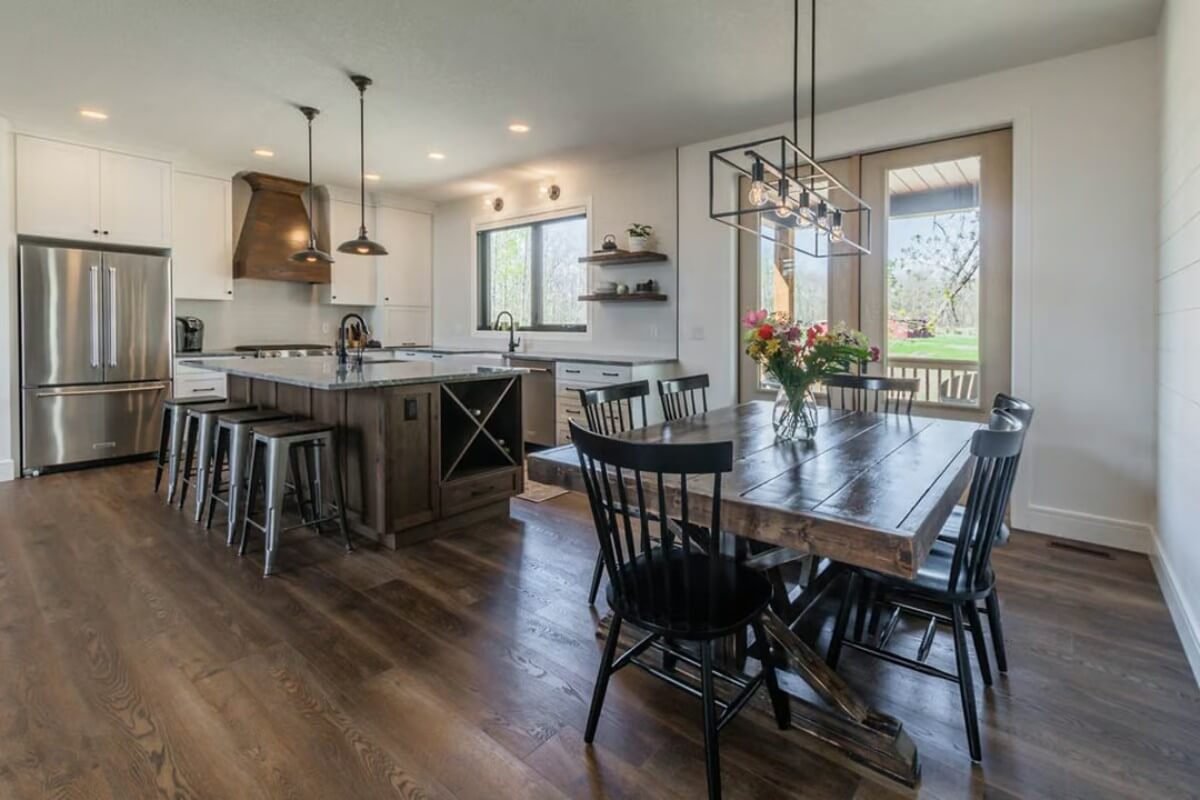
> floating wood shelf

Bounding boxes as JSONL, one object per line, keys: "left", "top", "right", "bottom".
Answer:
{"left": 578, "top": 292, "right": 668, "bottom": 302}
{"left": 578, "top": 250, "right": 669, "bottom": 265}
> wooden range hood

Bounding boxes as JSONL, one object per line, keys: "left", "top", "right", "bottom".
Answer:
{"left": 233, "top": 172, "right": 331, "bottom": 283}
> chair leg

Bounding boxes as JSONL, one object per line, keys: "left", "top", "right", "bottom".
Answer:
{"left": 587, "top": 549, "right": 605, "bottom": 605}
{"left": 951, "top": 604, "right": 982, "bottom": 762}
{"left": 584, "top": 612, "right": 623, "bottom": 743}
{"left": 853, "top": 577, "right": 873, "bottom": 642}
{"left": 966, "top": 602, "right": 993, "bottom": 687}
{"left": 325, "top": 440, "right": 353, "bottom": 553}
{"left": 205, "top": 428, "right": 228, "bottom": 530}
{"left": 262, "top": 441, "right": 290, "bottom": 577}
{"left": 238, "top": 441, "right": 262, "bottom": 556}
{"left": 153, "top": 408, "right": 170, "bottom": 493}
{"left": 177, "top": 418, "right": 198, "bottom": 508}
{"left": 700, "top": 640, "right": 722, "bottom": 800}
{"left": 985, "top": 591, "right": 1009, "bottom": 673}
{"left": 165, "top": 409, "right": 188, "bottom": 504}
{"left": 752, "top": 620, "right": 789, "bottom": 730}
{"left": 826, "top": 571, "right": 859, "bottom": 669}
{"left": 226, "top": 430, "right": 248, "bottom": 547}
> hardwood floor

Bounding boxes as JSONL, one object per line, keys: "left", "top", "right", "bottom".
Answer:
{"left": 1, "top": 461, "right": 1197, "bottom": 799}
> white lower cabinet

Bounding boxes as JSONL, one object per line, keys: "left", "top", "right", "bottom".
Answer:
{"left": 173, "top": 373, "right": 227, "bottom": 399}
{"left": 554, "top": 361, "right": 677, "bottom": 444}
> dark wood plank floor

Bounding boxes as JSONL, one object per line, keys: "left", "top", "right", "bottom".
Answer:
{"left": 2, "top": 462, "right": 1198, "bottom": 799}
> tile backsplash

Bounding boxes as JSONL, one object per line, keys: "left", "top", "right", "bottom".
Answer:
{"left": 175, "top": 279, "right": 368, "bottom": 350}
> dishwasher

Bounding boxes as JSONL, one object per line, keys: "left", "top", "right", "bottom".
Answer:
{"left": 506, "top": 358, "right": 557, "bottom": 448}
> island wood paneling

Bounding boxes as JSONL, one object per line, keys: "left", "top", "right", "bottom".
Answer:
{"left": 224, "top": 374, "right": 521, "bottom": 548}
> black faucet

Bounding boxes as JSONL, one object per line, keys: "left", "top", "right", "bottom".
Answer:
{"left": 493, "top": 310, "right": 521, "bottom": 353}
{"left": 336, "top": 313, "right": 370, "bottom": 365}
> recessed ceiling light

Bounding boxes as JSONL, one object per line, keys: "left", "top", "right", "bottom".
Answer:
{"left": 427, "top": 152, "right": 446, "bottom": 160}
{"left": 364, "top": 173, "right": 381, "bottom": 181}
{"left": 252, "top": 148, "right": 275, "bottom": 157}
{"left": 79, "top": 109, "right": 108, "bottom": 120}
{"left": 508, "top": 123, "right": 530, "bottom": 133}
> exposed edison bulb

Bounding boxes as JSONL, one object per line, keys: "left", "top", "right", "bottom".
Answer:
{"left": 773, "top": 177, "right": 793, "bottom": 220}
{"left": 748, "top": 180, "right": 770, "bottom": 207}
{"left": 830, "top": 210, "right": 845, "bottom": 242}
{"left": 796, "top": 190, "right": 813, "bottom": 227}
{"left": 815, "top": 201, "right": 830, "bottom": 229}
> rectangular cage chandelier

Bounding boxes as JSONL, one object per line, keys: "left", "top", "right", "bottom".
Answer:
{"left": 708, "top": 0, "right": 871, "bottom": 258}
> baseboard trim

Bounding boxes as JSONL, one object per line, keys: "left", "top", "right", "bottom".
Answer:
{"left": 1149, "top": 526, "right": 1200, "bottom": 688}
{"left": 0, "top": 459, "right": 13, "bottom": 482}
{"left": 1018, "top": 504, "right": 1152, "bottom": 553}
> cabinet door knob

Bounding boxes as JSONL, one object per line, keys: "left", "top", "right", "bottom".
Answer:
{"left": 92, "top": 229, "right": 99, "bottom": 234}
{"left": 102, "top": 230, "right": 109, "bottom": 235}
{"left": 226, "top": 290, "right": 233, "bottom": 295}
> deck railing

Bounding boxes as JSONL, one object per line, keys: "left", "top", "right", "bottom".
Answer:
{"left": 887, "top": 357, "right": 980, "bottom": 407}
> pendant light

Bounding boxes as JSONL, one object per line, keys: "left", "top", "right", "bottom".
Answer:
{"left": 290, "top": 106, "right": 335, "bottom": 265}
{"left": 708, "top": 0, "right": 871, "bottom": 257}
{"left": 337, "top": 74, "right": 388, "bottom": 256}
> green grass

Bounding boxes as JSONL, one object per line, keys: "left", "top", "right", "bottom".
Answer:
{"left": 888, "top": 334, "right": 978, "bottom": 361}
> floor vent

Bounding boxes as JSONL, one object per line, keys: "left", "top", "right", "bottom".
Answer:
{"left": 1047, "top": 540, "right": 1114, "bottom": 559}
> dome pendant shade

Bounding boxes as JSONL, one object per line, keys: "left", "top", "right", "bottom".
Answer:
{"left": 338, "top": 229, "right": 388, "bottom": 256}
{"left": 337, "top": 74, "right": 388, "bottom": 256}
{"left": 290, "top": 105, "right": 335, "bottom": 265}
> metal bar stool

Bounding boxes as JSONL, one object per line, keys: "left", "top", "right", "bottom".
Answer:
{"left": 177, "top": 401, "right": 256, "bottom": 520}
{"left": 203, "top": 408, "right": 293, "bottom": 543}
{"left": 156, "top": 395, "right": 225, "bottom": 501}
{"left": 238, "top": 420, "right": 352, "bottom": 577}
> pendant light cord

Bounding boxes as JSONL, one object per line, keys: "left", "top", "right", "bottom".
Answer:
{"left": 811, "top": 0, "right": 816, "bottom": 155}
{"left": 358, "top": 86, "right": 366, "bottom": 233}
{"left": 307, "top": 115, "right": 316, "bottom": 244}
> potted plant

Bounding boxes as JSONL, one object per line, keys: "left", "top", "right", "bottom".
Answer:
{"left": 626, "top": 223, "right": 653, "bottom": 253}
{"left": 742, "top": 310, "right": 879, "bottom": 440}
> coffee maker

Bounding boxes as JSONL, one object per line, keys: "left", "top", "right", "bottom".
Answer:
{"left": 175, "top": 316, "right": 204, "bottom": 353}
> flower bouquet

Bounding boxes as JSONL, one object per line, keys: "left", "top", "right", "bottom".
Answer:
{"left": 741, "top": 310, "right": 879, "bottom": 440}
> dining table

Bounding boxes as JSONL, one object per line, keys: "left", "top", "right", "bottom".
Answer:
{"left": 526, "top": 400, "right": 983, "bottom": 786}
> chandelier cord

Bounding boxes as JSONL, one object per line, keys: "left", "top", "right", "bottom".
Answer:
{"left": 792, "top": 0, "right": 817, "bottom": 156}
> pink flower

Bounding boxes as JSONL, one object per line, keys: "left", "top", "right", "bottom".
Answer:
{"left": 741, "top": 309, "right": 768, "bottom": 328}
{"left": 785, "top": 326, "right": 801, "bottom": 341}
{"left": 869, "top": 345, "right": 881, "bottom": 362}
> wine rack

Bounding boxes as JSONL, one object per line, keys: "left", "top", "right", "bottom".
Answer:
{"left": 439, "top": 376, "right": 521, "bottom": 482}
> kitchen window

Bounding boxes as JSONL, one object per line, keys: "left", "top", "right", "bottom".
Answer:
{"left": 477, "top": 212, "right": 588, "bottom": 332}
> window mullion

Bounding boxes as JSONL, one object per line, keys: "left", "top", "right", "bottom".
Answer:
{"left": 531, "top": 222, "right": 544, "bottom": 328}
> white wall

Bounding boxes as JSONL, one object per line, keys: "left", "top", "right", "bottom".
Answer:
{"left": 678, "top": 37, "right": 1159, "bottom": 551}
{"left": 432, "top": 148, "right": 678, "bottom": 359}
{"left": 1154, "top": 0, "right": 1200, "bottom": 681}
{"left": 0, "top": 118, "right": 16, "bottom": 480}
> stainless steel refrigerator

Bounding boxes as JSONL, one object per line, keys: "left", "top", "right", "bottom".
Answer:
{"left": 19, "top": 243, "right": 171, "bottom": 475}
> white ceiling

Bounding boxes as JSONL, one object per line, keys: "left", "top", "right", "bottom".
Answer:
{"left": 0, "top": 0, "right": 1161, "bottom": 203}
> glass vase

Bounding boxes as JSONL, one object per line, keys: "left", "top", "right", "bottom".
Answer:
{"left": 772, "top": 385, "right": 819, "bottom": 442}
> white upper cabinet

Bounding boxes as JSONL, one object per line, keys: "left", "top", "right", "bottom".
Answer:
{"left": 375, "top": 206, "right": 432, "bottom": 307}
{"left": 99, "top": 150, "right": 172, "bottom": 247}
{"left": 15, "top": 136, "right": 101, "bottom": 241}
{"left": 15, "top": 135, "right": 171, "bottom": 247}
{"left": 323, "top": 198, "right": 377, "bottom": 306}
{"left": 172, "top": 172, "right": 233, "bottom": 301}
{"left": 384, "top": 306, "right": 432, "bottom": 347}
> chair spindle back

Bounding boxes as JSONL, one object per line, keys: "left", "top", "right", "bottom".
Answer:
{"left": 658, "top": 374, "right": 710, "bottom": 422}
{"left": 578, "top": 380, "right": 651, "bottom": 435}
{"left": 823, "top": 373, "right": 920, "bottom": 415}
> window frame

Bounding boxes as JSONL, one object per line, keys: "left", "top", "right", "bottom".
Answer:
{"left": 475, "top": 209, "right": 589, "bottom": 334}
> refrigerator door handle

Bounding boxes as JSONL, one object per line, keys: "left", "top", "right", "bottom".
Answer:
{"left": 107, "top": 266, "right": 118, "bottom": 367}
{"left": 35, "top": 383, "right": 170, "bottom": 399}
{"left": 89, "top": 265, "right": 101, "bottom": 368}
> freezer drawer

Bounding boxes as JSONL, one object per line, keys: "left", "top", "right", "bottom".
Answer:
{"left": 22, "top": 382, "right": 169, "bottom": 473}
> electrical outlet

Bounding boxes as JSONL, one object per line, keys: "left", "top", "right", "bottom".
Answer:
{"left": 691, "top": 325, "right": 705, "bottom": 341}
{"left": 321, "top": 322, "right": 331, "bottom": 335}
{"left": 649, "top": 325, "right": 660, "bottom": 338}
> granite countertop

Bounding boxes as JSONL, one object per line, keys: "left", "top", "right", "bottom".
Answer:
{"left": 384, "top": 345, "right": 677, "bottom": 366}
{"left": 174, "top": 349, "right": 250, "bottom": 359}
{"left": 181, "top": 356, "right": 526, "bottom": 391}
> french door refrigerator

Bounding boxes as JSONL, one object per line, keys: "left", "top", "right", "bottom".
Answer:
{"left": 19, "top": 243, "right": 171, "bottom": 475}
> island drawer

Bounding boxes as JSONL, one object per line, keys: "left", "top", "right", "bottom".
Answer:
{"left": 441, "top": 468, "right": 519, "bottom": 512}
{"left": 554, "top": 362, "right": 631, "bottom": 383}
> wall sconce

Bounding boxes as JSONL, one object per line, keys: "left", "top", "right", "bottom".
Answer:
{"left": 539, "top": 182, "right": 561, "bottom": 201}
{"left": 482, "top": 195, "right": 504, "bottom": 212}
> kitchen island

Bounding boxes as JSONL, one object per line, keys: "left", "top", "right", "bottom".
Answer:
{"left": 183, "top": 356, "right": 526, "bottom": 548}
